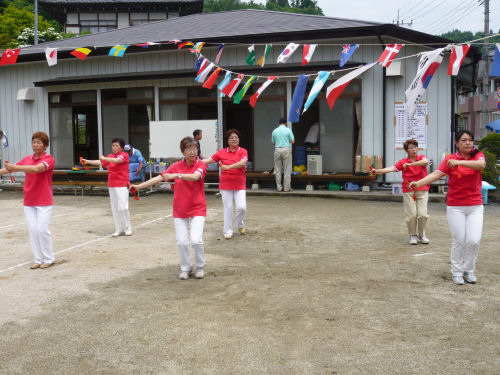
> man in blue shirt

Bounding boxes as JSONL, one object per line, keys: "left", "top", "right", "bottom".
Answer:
{"left": 124, "top": 144, "right": 146, "bottom": 182}
{"left": 271, "top": 117, "right": 295, "bottom": 192}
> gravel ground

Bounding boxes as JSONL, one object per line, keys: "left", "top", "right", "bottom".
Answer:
{"left": 0, "top": 190, "right": 499, "bottom": 374}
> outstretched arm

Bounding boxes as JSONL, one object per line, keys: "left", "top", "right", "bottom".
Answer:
{"left": 409, "top": 170, "right": 446, "bottom": 190}
{"left": 372, "top": 166, "right": 397, "bottom": 175}
{"left": 5, "top": 162, "right": 46, "bottom": 173}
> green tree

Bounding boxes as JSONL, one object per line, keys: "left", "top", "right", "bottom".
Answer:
{"left": 479, "top": 133, "right": 500, "bottom": 158}
{"left": 204, "top": 0, "right": 323, "bottom": 15}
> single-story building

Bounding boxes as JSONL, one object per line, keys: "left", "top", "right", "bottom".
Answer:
{"left": 0, "top": 9, "right": 479, "bottom": 185}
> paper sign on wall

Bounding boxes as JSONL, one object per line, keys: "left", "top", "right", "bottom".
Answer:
{"left": 394, "top": 102, "right": 427, "bottom": 149}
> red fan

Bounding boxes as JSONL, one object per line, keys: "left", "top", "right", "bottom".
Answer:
{"left": 5, "top": 161, "right": 15, "bottom": 182}
{"left": 127, "top": 183, "right": 139, "bottom": 200}
{"left": 79, "top": 157, "right": 89, "bottom": 170}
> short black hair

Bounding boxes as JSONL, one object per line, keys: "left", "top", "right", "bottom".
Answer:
{"left": 111, "top": 137, "right": 125, "bottom": 148}
{"left": 279, "top": 117, "right": 287, "bottom": 125}
{"left": 193, "top": 129, "right": 202, "bottom": 137}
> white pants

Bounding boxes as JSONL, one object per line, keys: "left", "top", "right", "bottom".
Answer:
{"left": 274, "top": 147, "right": 292, "bottom": 191}
{"left": 447, "top": 205, "right": 483, "bottom": 276}
{"left": 220, "top": 189, "right": 246, "bottom": 236}
{"left": 174, "top": 216, "right": 205, "bottom": 272}
{"left": 403, "top": 190, "right": 429, "bottom": 236}
{"left": 24, "top": 206, "right": 55, "bottom": 265}
{"left": 109, "top": 187, "right": 131, "bottom": 233}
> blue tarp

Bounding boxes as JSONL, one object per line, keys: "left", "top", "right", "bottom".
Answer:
{"left": 486, "top": 119, "right": 500, "bottom": 133}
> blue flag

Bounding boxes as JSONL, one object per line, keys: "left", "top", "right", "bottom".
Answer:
{"left": 194, "top": 56, "right": 205, "bottom": 71}
{"left": 490, "top": 43, "right": 500, "bottom": 77}
{"left": 288, "top": 74, "right": 309, "bottom": 123}
{"left": 340, "top": 44, "right": 358, "bottom": 67}
{"left": 303, "top": 71, "right": 330, "bottom": 113}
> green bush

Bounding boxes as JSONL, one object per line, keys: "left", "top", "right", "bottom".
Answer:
{"left": 481, "top": 150, "right": 499, "bottom": 188}
{"left": 479, "top": 133, "right": 500, "bottom": 159}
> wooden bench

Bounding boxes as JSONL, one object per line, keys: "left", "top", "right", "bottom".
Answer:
{"left": 52, "top": 170, "right": 109, "bottom": 196}
{"left": 53, "top": 180, "right": 108, "bottom": 196}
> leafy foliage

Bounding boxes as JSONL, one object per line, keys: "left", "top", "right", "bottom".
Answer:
{"left": 203, "top": 0, "right": 323, "bottom": 15}
{"left": 15, "top": 27, "right": 64, "bottom": 48}
{"left": 479, "top": 133, "right": 500, "bottom": 159}
{"left": 480, "top": 149, "right": 499, "bottom": 188}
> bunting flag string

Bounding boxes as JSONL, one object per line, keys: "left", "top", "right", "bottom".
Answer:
{"left": 202, "top": 67, "right": 222, "bottom": 90}
{"left": 246, "top": 45, "right": 255, "bottom": 66}
{"left": 221, "top": 73, "right": 243, "bottom": 98}
{"left": 217, "top": 71, "right": 232, "bottom": 97}
{"left": 70, "top": 47, "right": 92, "bottom": 60}
{"left": 257, "top": 44, "right": 272, "bottom": 67}
{"left": 288, "top": 74, "right": 309, "bottom": 122}
{"left": 215, "top": 44, "right": 224, "bottom": 64}
{"left": 339, "top": 44, "right": 358, "bottom": 67}
{"left": 277, "top": 42, "right": 299, "bottom": 63}
{"left": 45, "top": 47, "right": 57, "bottom": 66}
{"left": 491, "top": 43, "right": 500, "bottom": 77}
{"left": 377, "top": 44, "right": 403, "bottom": 68}
{"left": 326, "top": 63, "right": 376, "bottom": 109}
{"left": 303, "top": 71, "right": 330, "bottom": 113}
{"left": 195, "top": 62, "right": 215, "bottom": 83}
{"left": 109, "top": 44, "right": 129, "bottom": 57}
{"left": 302, "top": 44, "right": 317, "bottom": 66}
{"left": 249, "top": 76, "right": 277, "bottom": 107}
{"left": 233, "top": 75, "right": 257, "bottom": 104}
{"left": 448, "top": 44, "right": 470, "bottom": 76}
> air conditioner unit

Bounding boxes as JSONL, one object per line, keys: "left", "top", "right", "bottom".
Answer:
{"left": 307, "top": 155, "right": 322, "bottom": 175}
{"left": 17, "top": 87, "right": 35, "bottom": 101}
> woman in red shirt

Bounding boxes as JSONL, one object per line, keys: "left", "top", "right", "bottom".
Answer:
{"left": 0, "top": 132, "right": 56, "bottom": 269}
{"left": 202, "top": 129, "right": 248, "bottom": 239}
{"left": 131, "top": 137, "right": 207, "bottom": 280}
{"left": 82, "top": 138, "right": 131, "bottom": 237}
{"left": 410, "top": 130, "right": 486, "bottom": 285}
{"left": 373, "top": 139, "right": 429, "bottom": 245}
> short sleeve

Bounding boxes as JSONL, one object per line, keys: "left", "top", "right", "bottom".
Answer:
{"left": 165, "top": 163, "right": 177, "bottom": 174}
{"left": 393, "top": 158, "right": 404, "bottom": 171}
{"left": 438, "top": 158, "right": 450, "bottom": 174}
{"left": 475, "top": 151, "right": 485, "bottom": 161}
{"left": 240, "top": 148, "right": 248, "bottom": 161}
{"left": 118, "top": 153, "right": 129, "bottom": 163}
{"left": 101, "top": 160, "right": 109, "bottom": 168}
{"left": 211, "top": 150, "right": 222, "bottom": 162}
{"left": 136, "top": 150, "right": 145, "bottom": 163}
{"left": 16, "top": 156, "right": 29, "bottom": 166}
{"left": 289, "top": 129, "right": 295, "bottom": 141}
{"left": 41, "top": 156, "right": 55, "bottom": 171}
{"left": 271, "top": 130, "right": 276, "bottom": 143}
{"left": 195, "top": 161, "right": 207, "bottom": 178}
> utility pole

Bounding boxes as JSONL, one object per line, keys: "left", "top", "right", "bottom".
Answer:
{"left": 481, "top": 0, "right": 489, "bottom": 138}
{"left": 34, "top": 0, "right": 38, "bottom": 45}
{"left": 394, "top": 9, "right": 413, "bottom": 27}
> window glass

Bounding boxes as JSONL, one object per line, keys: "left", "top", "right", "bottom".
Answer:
{"left": 49, "top": 107, "right": 73, "bottom": 168}
{"left": 159, "top": 88, "right": 187, "bottom": 100}
{"left": 72, "top": 91, "right": 96, "bottom": 103}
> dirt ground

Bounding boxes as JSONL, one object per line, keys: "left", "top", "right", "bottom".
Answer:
{"left": 0, "top": 190, "right": 499, "bottom": 375}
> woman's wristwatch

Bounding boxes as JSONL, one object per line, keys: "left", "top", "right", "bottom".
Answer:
{"left": 177, "top": 174, "right": 182, "bottom": 180}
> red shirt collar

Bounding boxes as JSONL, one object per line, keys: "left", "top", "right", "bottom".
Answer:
{"left": 183, "top": 157, "right": 199, "bottom": 166}
{"left": 226, "top": 147, "right": 240, "bottom": 153}
{"left": 31, "top": 152, "right": 46, "bottom": 160}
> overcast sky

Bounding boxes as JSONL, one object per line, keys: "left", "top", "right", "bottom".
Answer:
{"left": 255, "top": 0, "right": 499, "bottom": 36}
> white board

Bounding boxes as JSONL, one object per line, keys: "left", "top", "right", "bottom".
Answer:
{"left": 149, "top": 120, "right": 219, "bottom": 158}
{"left": 394, "top": 103, "right": 427, "bottom": 149}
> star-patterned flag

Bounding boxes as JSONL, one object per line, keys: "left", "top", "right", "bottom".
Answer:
{"left": 377, "top": 44, "right": 403, "bottom": 68}
{"left": 0, "top": 48, "right": 20, "bottom": 65}
{"left": 45, "top": 47, "right": 57, "bottom": 66}
{"left": 339, "top": 44, "right": 358, "bottom": 67}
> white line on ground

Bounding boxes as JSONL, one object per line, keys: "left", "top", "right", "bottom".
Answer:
{"left": 0, "top": 213, "right": 173, "bottom": 274}
{"left": 0, "top": 213, "right": 73, "bottom": 230}
{"left": 412, "top": 253, "right": 435, "bottom": 257}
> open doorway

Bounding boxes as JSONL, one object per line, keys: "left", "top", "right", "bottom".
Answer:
{"left": 73, "top": 106, "right": 98, "bottom": 164}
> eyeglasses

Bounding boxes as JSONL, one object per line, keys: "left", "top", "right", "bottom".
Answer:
{"left": 228, "top": 136, "right": 239, "bottom": 140}
{"left": 185, "top": 148, "right": 198, "bottom": 154}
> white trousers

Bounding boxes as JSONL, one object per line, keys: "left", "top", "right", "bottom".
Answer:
{"left": 447, "top": 205, "right": 483, "bottom": 276}
{"left": 220, "top": 189, "right": 246, "bottom": 236}
{"left": 109, "top": 187, "right": 131, "bottom": 233}
{"left": 174, "top": 216, "right": 205, "bottom": 272}
{"left": 24, "top": 206, "right": 55, "bottom": 265}
{"left": 403, "top": 190, "right": 429, "bottom": 236}
{"left": 274, "top": 147, "right": 292, "bottom": 191}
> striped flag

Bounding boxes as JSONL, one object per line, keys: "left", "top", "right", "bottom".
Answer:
{"left": 277, "top": 43, "right": 299, "bottom": 63}
{"left": 215, "top": 44, "right": 224, "bottom": 64}
{"left": 109, "top": 45, "right": 129, "bottom": 57}
{"left": 288, "top": 75, "right": 309, "bottom": 122}
{"left": 377, "top": 44, "right": 403, "bottom": 68}
{"left": 195, "top": 56, "right": 205, "bottom": 72}
{"left": 218, "top": 71, "right": 232, "bottom": 97}
{"left": 448, "top": 44, "right": 470, "bottom": 76}
{"left": 136, "top": 42, "right": 160, "bottom": 48}
{"left": 257, "top": 44, "right": 272, "bottom": 67}
{"left": 196, "top": 60, "right": 208, "bottom": 76}
{"left": 249, "top": 76, "right": 277, "bottom": 107}
{"left": 195, "top": 62, "right": 215, "bottom": 83}
{"left": 178, "top": 41, "right": 194, "bottom": 49}
{"left": 246, "top": 45, "right": 256, "bottom": 66}
{"left": 326, "top": 63, "right": 376, "bottom": 109}
{"left": 302, "top": 44, "right": 317, "bottom": 66}
{"left": 194, "top": 42, "right": 205, "bottom": 52}
{"left": 70, "top": 47, "right": 92, "bottom": 60}
{"left": 202, "top": 67, "right": 222, "bottom": 90}
{"left": 233, "top": 76, "right": 257, "bottom": 104}
{"left": 221, "top": 74, "right": 243, "bottom": 98}
{"left": 303, "top": 71, "right": 331, "bottom": 113}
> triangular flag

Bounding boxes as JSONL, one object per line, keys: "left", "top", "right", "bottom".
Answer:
{"left": 326, "top": 63, "right": 376, "bottom": 110}
{"left": 302, "top": 44, "right": 317, "bottom": 66}
{"left": 202, "top": 67, "right": 222, "bottom": 90}
{"left": 257, "top": 44, "right": 272, "bottom": 67}
{"left": 45, "top": 47, "right": 57, "bottom": 66}
{"left": 377, "top": 44, "right": 403, "bottom": 68}
{"left": 195, "top": 63, "right": 214, "bottom": 83}
{"left": 70, "top": 48, "right": 92, "bottom": 60}
{"left": 288, "top": 75, "right": 309, "bottom": 122}
{"left": 246, "top": 45, "right": 256, "bottom": 66}
{"left": 490, "top": 44, "right": 500, "bottom": 77}
{"left": 250, "top": 76, "right": 277, "bottom": 107}
{"left": 109, "top": 45, "right": 129, "bottom": 57}
{"left": 0, "top": 48, "right": 20, "bottom": 65}
{"left": 178, "top": 41, "right": 194, "bottom": 49}
{"left": 233, "top": 76, "right": 257, "bottom": 104}
{"left": 405, "top": 48, "right": 445, "bottom": 116}
{"left": 303, "top": 71, "right": 331, "bottom": 113}
{"left": 448, "top": 44, "right": 470, "bottom": 76}
{"left": 277, "top": 43, "right": 299, "bottom": 63}
{"left": 340, "top": 44, "right": 358, "bottom": 67}
{"left": 215, "top": 44, "right": 224, "bottom": 64}
{"left": 194, "top": 42, "right": 205, "bottom": 52}
{"left": 221, "top": 74, "right": 243, "bottom": 98}
{"left": 218, "top": 71, "right": 232, "bottom": 97}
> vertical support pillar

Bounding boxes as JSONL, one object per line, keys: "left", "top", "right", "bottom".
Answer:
{"left": 154, "top": 85, "right": 160, "bottom": 122}
{"left": 286, "top": 79, "right": 292, "bottom": 128}
{"left": 96, "top": 89, "right": 103, "bottom": 170}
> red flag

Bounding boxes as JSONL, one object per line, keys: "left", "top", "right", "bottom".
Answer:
{"left": 302, "top": 44, "right": 317, "bottom": 66}
{"left": 70, "top": 48, "right": 92, "bottom": 60}
{"left": 377, "top": 44, "right": 403, "bottom": 68}
{"left": 0, "top": 48, "right": 20, "bottom": 65}
{"left": 221, "top": 74, "right": 243, "bottom": 98}
{"left": 249, "top": 76, "right": 277, "bottom": 107}
{"left": 178, "top": 41, "right": 194, "bottom": 49}
{"left": 448, "top": 44, "right": 470, "bottom": 76}
{"left": 326, "top": 63, "right": 375, "bottom": 109}
{"left": 202, "top": 67, "right": 222, "bottom": 90}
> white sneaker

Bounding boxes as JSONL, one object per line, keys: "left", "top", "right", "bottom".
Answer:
{"left": 418, "top": 235, "right": 429, "bottom": 244}
{"left": 452, "top": 275, "right": 465, "bottom": 285}
{"left": 194, "top": 268, "right": 205, "bottom": 279}
{"left": 125, "top": 228, "right": 132, "bottom": 236}
{"left": 463, "top": 271, "right": 477, "bottom": 284}
{"left": 409, "top": 236, "right": 418, "bottom": 245}
{"left": 111, "top": 232, "right": 120, "bottom": 237}
{"left": 224, "top": 234, "right": 233, "bottom": 239}
{"left": 179, "top": 270, "right": 192, "bottom": 280}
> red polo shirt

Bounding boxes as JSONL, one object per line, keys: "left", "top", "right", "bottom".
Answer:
{"left": 101, "top": 151, "right": 129, "bottom": 187}
{"left": 163, "top": 158, "right": 207, "bottom": 218}
{"left": 211, "top": 147, "right": 248, "bottom": 190}
{"left": 394, "top": 154, "right": 429, "bottom": 193}
{"left": 438, "top": 151, "right": 484, "bottom": 206}
{"left": 16, "top": 152, "right": 55, "bottom": 206}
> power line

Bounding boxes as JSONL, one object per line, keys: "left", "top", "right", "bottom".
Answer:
{"left": 421, "top": 0, "right": 478, "bottom": 33}
{"left": 406, "top": 0, "right": 445, "bottom": 21}
{"left": 418, "top": 0, "right": 476, "bottom": 29}
{"left": 399, "top": 0, "right": 431, "bottom": 20}
{"left": 433, "top": 2, "right": 483, "bottom": 35}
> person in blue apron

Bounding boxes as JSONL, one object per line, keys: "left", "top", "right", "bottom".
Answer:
{"left": 124, "top": 144, "right": 146, "bottom": 182}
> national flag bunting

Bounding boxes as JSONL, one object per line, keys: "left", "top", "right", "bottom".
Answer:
{"left": 70, "top": 48, "right": 92, "bottom": 60}
{"left": 195, "top": 62, "right": 214, "bottom": 83}
{"left": 218, "top": 71, "right": 232, "bottom": 97}
{"left": 194, "top": 42, "right": 205, "bottom": 52}
{"left": 340, "top": 44, "right": 358, "bottom": 67}
{"left": 377, "top": 44, "right": 403, "bottom": 68}
{"left": 277, "top": 43, "right": 299, "bottom": 63}
{"left": 302, "top": 44, "right": 317, "bottom": 66}
{"left": 215, "top": 44, "right": 224, "bottom": 64}
{"left": 0, "top": 48, "right": 20, "bottom": 65}
{"left": 448, "top": 44, "right": 470, "bottom": 76}
{"left": 178, "top": 41, "right": 194, "bottom": 49}
{"left": 257, "top": 44, "right": 272, "bottom": 67}
{"left": 326, "top": 63, "right": 376, "bottom": 110}
{"left": 233, "top": 76, "right": 257, "bottom": 104}
{"left": 405, "top": 48, "right": 445, "bottom": 116}
{"left": 246, "top": 45, "right": 256, "bottom": 66}
{"left": 490, "top": 43, "right": 500, "bottom": 77}
{"left": 303, "top": 71, "right": 331, "bottom": 113}
{"left": 196, "top": 60, "right": 208, "bottom": 76}
{"left": 288, "top": 74, "right": 309, "bottom": 122}
{"left": 195, "top": 56, "right": 205, "bottom": 72}
{"left": 202, "top": 67, "right": 222, "bottom": 90}
{"left": 109, "top": 45, "right": 129, "bottom": 57}
{"left": 135, "top": 42, "right": 160, "bottom": 48}
{"left": 250, "top": 76, "right": 277, "bottom": 107}
{"left": 45, "top": 47, "right": 57, "bottom": 66}
{"left": 221, "top": 74, "right": 243, "bottom": 98}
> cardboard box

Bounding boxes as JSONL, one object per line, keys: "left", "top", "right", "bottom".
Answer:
{"left": 355, "top": 155, "right": 382, "bottom": 173}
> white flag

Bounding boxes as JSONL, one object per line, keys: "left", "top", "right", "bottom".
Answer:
{"left": 405, "top": 48, "right": 445, "bottom": 117}
{"left": 45, "top": 47, "right": 57, "bottom": 66}
{"left": 277, "top": 43, "right": 299, "bottom": 63}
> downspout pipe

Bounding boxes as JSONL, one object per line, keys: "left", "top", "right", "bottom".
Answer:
{"left": 376, "top": 35, "right": 386, "bottom": 183}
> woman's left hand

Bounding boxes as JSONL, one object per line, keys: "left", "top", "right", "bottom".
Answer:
{"left": 5, "top": 162, "right": 14, "bottom": 171}
{"left": 220, "top": 164, "right": 230, "bottom": 171}
{"left": 447, "top": 159, "right": 460, "bottom": 168}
